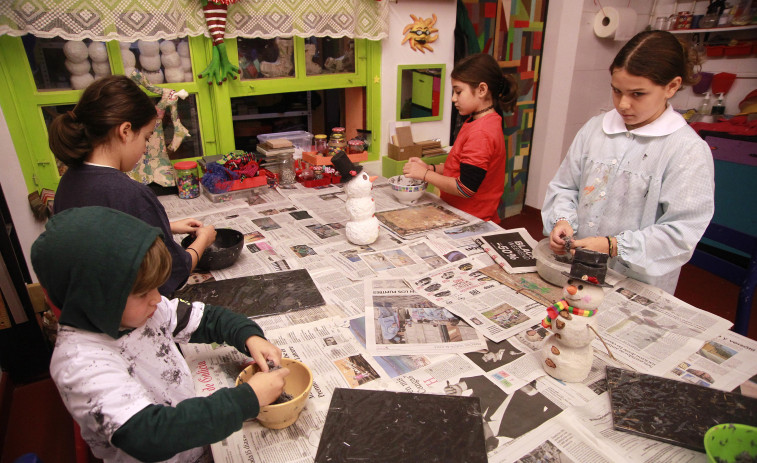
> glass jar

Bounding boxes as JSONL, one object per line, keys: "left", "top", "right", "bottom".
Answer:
{"left": 277, "top": 152, "right": 296, "bottom": 185}
{"left": 173, "top": 161, "right": 200, "bottom": 199}
{"left": 328, "top": 133, "right": 347, "bottom": 152}
{"left": 348, "top": 139, "right": 365, "bottom": 154}
{"left": 314, "top": 134, "right": 328, "bottom": 155}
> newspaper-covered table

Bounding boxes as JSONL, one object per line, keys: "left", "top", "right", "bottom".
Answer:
{"left": 158, "top": 181, "right": 754, "bottom": 463}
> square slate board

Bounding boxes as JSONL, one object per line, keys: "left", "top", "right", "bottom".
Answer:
{"left": 606, "top": 366, "right": 757, "bottom": 452}
{"left": 314, "top": 388, "right": 487, "bottom": 462}
{"left": 173, "top": 269, "right": 325, "bottom": 319}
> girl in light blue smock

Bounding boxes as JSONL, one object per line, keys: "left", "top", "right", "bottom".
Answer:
{"left": 541, "top": 31, "right": 714, "bottom": 294}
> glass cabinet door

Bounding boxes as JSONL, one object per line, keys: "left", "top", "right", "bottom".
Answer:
{"left": 238, "top": 37, "right": 295, "bottom": 80}
{"left": 304, "top": 37, "right": 355, "bottom": 76}
{"left": 24, "top": 37, "right": 113, "bottom": 91}
{"left": 119, "top": 39, "right": 194, "bottom": 84}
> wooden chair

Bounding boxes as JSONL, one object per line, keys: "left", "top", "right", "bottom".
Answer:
{"left": 689, "top": 223, "right": 757, "bottom": 336}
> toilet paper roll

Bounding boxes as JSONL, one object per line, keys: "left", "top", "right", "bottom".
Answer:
{"left": 593, "top": 7, "right": 638, "bottom": 41}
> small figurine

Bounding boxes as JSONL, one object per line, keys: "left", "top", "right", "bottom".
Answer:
{"left": 541, "top": 248, "right": 610, "bottom": 382}
{"left": 331, "top": 151, "right": 379, "bottom": 245}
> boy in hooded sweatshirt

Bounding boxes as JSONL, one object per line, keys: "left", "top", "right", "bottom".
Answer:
{"left": 31, "top": 206, "right": 289, "bottom": 462}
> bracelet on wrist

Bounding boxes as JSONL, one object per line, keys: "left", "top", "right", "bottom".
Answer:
{"left": 423, "top": 169, "right": 428, "bottom": 182}
{"left": 606, "top": 236, "right": 612, "bottom": 256}
{"left": 187, "top": 247, "right": 200, "bottom": 261}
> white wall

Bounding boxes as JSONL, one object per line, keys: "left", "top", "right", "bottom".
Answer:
{"left": 0, "top": 105, "right": 46, "bottom": 281}
{"left": 364, "top": 0, "right": 457, "bottom": 177}
{"left": 526, "top": 0, "right": 755, "bottom": 211}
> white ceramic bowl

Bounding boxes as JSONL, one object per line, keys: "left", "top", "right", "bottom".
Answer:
{"left": 388, "top": 175, "right": 427, "bottom": 205}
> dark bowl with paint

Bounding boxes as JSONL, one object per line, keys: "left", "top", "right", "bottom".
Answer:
{"left": 181, "top": 228, "right": 244, "bottom": 271}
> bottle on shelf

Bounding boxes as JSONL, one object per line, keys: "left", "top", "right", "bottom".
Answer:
{"left": 699, "top": 92, "right": 713, "bottom": 115}
{"left": 711, "top": 93, "right": 726, "bottom": 115}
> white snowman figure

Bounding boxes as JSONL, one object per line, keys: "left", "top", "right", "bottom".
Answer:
{"left": 331, "top": 151, "right": 380, "bottom": 245}
{"left": 541, "top": 248, "right": 610, "bottom": 382}
{"left": 63, "top": 40, "right": 94, "bottom": 90}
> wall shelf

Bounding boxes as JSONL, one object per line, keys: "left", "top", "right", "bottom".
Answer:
{"left": 669, "top": 24, "right": 757, "bottom": 34}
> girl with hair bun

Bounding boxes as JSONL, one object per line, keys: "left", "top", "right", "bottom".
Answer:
{"left": 49, "top": 75, "right": 216, "bottom": 296}
{"left": 541, "top": 30, "right": 715, "bottom": 293}
{"left": 403, "top": 52, "right": 518, "bottom": 223}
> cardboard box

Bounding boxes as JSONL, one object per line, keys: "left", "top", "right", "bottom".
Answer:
{"left": 387, "top": 143, "right": 423, "bottom": 161}
{"left": 302, "top": 151, "right": 368, "bottom": 166}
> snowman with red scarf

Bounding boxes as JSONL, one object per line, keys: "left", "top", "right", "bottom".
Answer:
{"left": 541, "top": 248, "right": 610, "bottom": 382}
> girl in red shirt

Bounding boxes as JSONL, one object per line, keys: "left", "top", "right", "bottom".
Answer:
{"left": 403, "top": 53, "right": 517, "bottom": 223}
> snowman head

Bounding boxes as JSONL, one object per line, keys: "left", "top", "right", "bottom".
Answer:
{"left": 562, "top": 278, "right": 605, "bottom": 311}
{"left": 344, "top": 170, "right": 375, "bottom": 197}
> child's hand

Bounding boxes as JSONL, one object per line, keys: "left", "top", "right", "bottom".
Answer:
{"left": 246, "top": 368, "right": 290, "bottom": 407}
{"left": 245, "top": 336, "right": 283, "bottom": 372}
{"left": 170, "top": 218, "right": 203, "bottom": 234}
{"left": 549, "top": 221, "right": 574, "bottom": 254}
{"left": 192, "top": 225, "right": 217, "bottom": 249}
{"left": 402, "top": 157, "right": 429, "bottom": 180}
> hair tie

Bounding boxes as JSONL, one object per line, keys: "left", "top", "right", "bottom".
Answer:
{"left": 67, "top": 110, "right": 78, "bottom": 121}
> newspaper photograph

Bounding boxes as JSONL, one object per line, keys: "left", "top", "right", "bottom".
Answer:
{"left": 364, "top": 278, "right": 486, "bottom": 355}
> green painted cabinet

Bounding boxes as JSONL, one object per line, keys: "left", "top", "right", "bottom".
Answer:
{"left": 0, "top": 35, "right": 381, "bottom": 193}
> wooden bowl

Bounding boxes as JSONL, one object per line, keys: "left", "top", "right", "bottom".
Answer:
{"left": 235, "top": 358, "right": 313, "bottom": 429}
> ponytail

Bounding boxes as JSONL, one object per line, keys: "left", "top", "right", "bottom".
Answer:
{"left": 48, "top": 75, "right": 157, "bottom": 167}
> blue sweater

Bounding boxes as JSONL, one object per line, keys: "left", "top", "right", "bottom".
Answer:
{"left": 54, "top": 164, "right": 192, "bottom": 295}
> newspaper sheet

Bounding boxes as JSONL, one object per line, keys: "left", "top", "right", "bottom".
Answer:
{"left": 590, "top": 279, "right": 733, "bottom": 375}
{"left": 664, "top": 329, "right": 757, "bottom": 392}
{"left": 474, "top": 228, "right": 540, "bottom": 274}
{"left": 409, "top": 258, "right": 546, "bottom": 343}
{"left": 364, "top": 278, "right": 487, "bottom": 355}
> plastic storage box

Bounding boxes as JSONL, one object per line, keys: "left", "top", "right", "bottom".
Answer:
{"left": 201, "top": 183, "right": 268, "bottom": 203}
{"left": 257, "top": 131, "right": 313, "bottom": 151}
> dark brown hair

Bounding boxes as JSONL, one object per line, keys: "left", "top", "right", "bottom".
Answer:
{"left": 131, "top": 237, "right": 171, "bottom": 295}
{"left": 48, "top": 75, "right": 157, "bottom": 167}
{"left": 451, "top": 53, "right": 519, "bottom": 113}
{"left": 610, "top": 30, "right": 701, "bottom": 88}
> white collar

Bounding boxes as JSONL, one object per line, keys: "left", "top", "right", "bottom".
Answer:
{"left": 84, "top": 162, "right": 117, "bottom": 169}
{"left": 602, "top": 104, "right": 687, "bottom": 137}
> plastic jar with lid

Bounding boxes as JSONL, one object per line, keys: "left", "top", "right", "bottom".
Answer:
{"left": 314, "top": 134, "right": 328, "bottom": 155}
{"left": 174, "top": 161, "right": 200, "bottom": 199}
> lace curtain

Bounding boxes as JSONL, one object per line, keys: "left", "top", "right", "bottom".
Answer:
{"left": 0, "top": 0, "right": 389, "bottom": 41}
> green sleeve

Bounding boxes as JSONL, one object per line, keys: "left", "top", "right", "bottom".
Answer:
{"left": 111, "top": 383, "right": 259, "bottom": 462}
{"left": 189, "top": 304, "right": 265, "bottom": 353}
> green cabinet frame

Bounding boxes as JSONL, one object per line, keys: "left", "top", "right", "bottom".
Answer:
{"left": 0, "top": 35, "right": 381, "bottom": 192}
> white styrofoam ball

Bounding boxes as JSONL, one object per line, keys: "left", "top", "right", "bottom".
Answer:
{"left": 161, "top": 52, "right": 181, "bottom": 69}
{"left": 184, "top": 71, "right": 194, "bottom": 82}
{"left": 124, "top": 66, "right": 136, "bottom": 77}
{"left": 92, "top": 61, "right": 111, "bottom": 75}
{"left": 88, "top": 42, "right": 108, "bottom": 62}
{"left": 164, "top": 67, "right": 184, "bottom": 83}
{"left": 119, "top": 41, "right": 133, "bottom": 50}
{"left": 71, "top": 72, "right": 95, "bottom": 90}
{"left": 63, "top": 41, "right": 89, "bottom": 63}
{"left": 159, "top": 40, "right": 176, "bottom": 54}
{"left": 65, "top": 59, "right": 91, "bottom": 75}
{"left": 139, "top": 54, "right": 161, "bottom": 71}
{"left": 144, "top": 69, "right": 164, "bottom": 85}
{"left": 177, "top": 41, "right": 190, "bottom": 57}
{"left": 120, "top": 49, "right": 136, "bottom": 68}
{"left": 137, "top": 40, "right": 160, "bottom": 57}
{"left": 180, "top": 56, "right": 192, "bottom": 72}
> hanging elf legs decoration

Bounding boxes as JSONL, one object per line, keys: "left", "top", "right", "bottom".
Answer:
{"left": 198, "top": 0, "right": 242, "bottom": 85}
